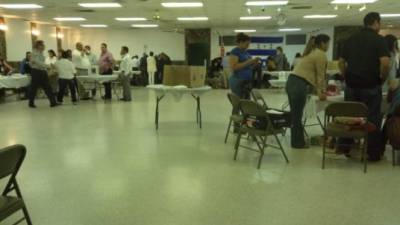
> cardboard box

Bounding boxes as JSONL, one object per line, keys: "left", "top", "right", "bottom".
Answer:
{"left": 163, "top": 65, "right": 206, "bottom": 88}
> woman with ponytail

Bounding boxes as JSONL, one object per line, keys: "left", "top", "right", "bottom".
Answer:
{"left": 285, "top": 34, "right": 330, "bottom": 149}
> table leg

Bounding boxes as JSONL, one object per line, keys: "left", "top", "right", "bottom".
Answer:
{"left": 155, "top": 95, "right": 165, "bottom": 130}
{"left": 192, "top": 95, "right": 202, "bottom": 129}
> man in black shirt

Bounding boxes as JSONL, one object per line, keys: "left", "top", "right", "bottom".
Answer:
{"left": 338, "top": 12, "right": 390, "bottom": 161}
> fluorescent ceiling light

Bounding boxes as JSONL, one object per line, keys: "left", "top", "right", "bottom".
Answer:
{"left": 0, "top": 4, "right": 43, "bottom": 9}
{"left": 381, "top": 14, "right": 400, "bottom": 18}
{"left": 161, "top": 2, "right": 203, "bottom": 8}
{"left": 78, "top": 3, "right": 122, "bottom": 8}
{"left": 235, "top": 29, "right": 256, "bottom": 33}
{"left": 246, "top": 1, "right": 288, "bottom": 6}
{"left": 80, "top": 24, "right": 108, "bottom": 28}
{"left": 330, "top": 0, "right": 377, "bottom": 4}
{"left": 304, "top": 15, "right": 338, "bottom": 19}
{"left": 54, "top": 17, "right": 86, "bottom": 21}
{"left": 279, "top": 28, "right": 301, "bottom": 32}
{"left": 115, "top": 17, "right": 147, "bottom": 21}
{"left": 177, "top": 17, "right": 208, "bottom": 21}
{"left": 240, "top": 16, "right": 271, "bottom": 20}
{"left": 132, "top": 24, "right": 159, "bottom": 28}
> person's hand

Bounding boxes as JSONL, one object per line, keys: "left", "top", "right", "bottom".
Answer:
{"left": 319, "top": 93, "right": 327, "bottom": 101}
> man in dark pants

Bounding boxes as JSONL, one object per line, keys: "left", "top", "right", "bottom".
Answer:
{"left": 338, "top": 12, "right": 390, "bottom": 161}
{"left": 28, "top": 40, "right": 58, "bottom": 108}
{"left": 98, "top": 43, "right": 115, "bottom": 100}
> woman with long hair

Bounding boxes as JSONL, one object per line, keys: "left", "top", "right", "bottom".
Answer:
{"left": 286, "top": 34, "right": 330, "bottom": 148}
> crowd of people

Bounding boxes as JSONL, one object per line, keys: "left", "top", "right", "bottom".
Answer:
{"left": 0, "top": 40, "right": 172, "bottom": 106}
{"left": 228, "top": 12, "right": 400, "bottom": 162}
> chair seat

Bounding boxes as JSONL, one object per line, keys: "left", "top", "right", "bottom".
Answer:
{"left": 240, "top": 126, "right": 283, "bottom": 136}
{"left": 326, "top": 123, "right": 368, "bottom": 139}
{"left": 0, "top": 196, "right": 24, "bottom": 221}
{"left": 230, "top": 115, "right": 243, "bottom": 123}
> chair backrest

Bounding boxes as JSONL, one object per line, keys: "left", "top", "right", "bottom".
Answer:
{"left": 240, "top": 100, "right": 268, "bottom": 118}
{"left": 325, "top": 102, "right": 368, "bottom": 119}
{"left": 0, "top": 144, "right": 26, "bottom": 180}
{"left": 251, "top": 90, "right": 268, "bottom": 109}
{"left": 227, "top": 93, "right": 241, "bottom": 114}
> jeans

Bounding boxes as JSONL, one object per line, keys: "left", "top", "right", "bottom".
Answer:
{"left": 337, "top": 86, "right": 383, "bottom": 159}
{"left": 57, "top": 78, "right": 77, "bottom": 103}
{"left": 286, "top": 75, "right": 312, "bottom": 148}
{"left": 229, "top": 76, "right": 252, "bottom": 100}
{"left": 101, "top": 69, "right": 113, "bottom": 99}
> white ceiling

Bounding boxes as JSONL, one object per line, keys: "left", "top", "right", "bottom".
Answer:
{"left": 0, "top": 0, "right": 399, "bottom": 33}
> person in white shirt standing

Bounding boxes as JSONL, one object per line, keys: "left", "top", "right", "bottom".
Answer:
{"left": 72, "top": 42, "right": 92, "bottom": 99}
{"left": 147, "top": 51, "right": 157, "bottom": 85}
{"left": 45, "top": 49, "right": 59, "bottom": 95}
{"left": 119, "top": 46, "right": 133, "bottom": 101}
{"left": 55, "top": 50, "right": 77, "bottom": 104}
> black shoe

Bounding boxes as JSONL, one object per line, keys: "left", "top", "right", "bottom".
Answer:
{"left": 50, "top": 103, "right": 60, "bottom": 107}
{"left": 291, "top": 144, "right": 310, "bottom": 149}
{"left": 29, "top": 104, "right": 36, "bottom": 108}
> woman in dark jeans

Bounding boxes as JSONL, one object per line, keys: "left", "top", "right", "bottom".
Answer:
{"left": 286, "top": 34, "right": 330, "bottom": 148}
{"left": 229, "top": 33, "right": 260, "bottom": 99}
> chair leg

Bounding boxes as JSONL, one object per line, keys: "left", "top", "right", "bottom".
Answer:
{"left": 234, "top": 131, "right": 242, "bottom": 161}
{"left": 274, "top": 134, "right": 289, "bottom": 163}
{"left": 224, "top": 119, "right": 233, "bottom": 144}
{"left": 22, "top": 205, "right": 33, "bottom": 225}
{"left": 257, "top": 136, "right": 266, "bottom": 169}
{"left": 363, "top": 138, "right": 368, "bottom": 173}
{"left": 322, "top": 134, "right": 327, "bottom": 169}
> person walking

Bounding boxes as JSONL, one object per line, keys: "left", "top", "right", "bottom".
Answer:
{"left": 338, "top": 12, "right": 390, "bottom": 161}
{"left": 55, "top": 50, "right": 77, "bottom": 104}
{"left": 28, "top": 40, "right": 58, "bottom": 108}
{"left": 286, "top": 34, "right": 330, "bottom": 149}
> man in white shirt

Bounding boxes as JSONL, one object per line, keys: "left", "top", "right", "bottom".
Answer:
{"left": 55, "top": 50, "right": 77, "bottom": 104}
{"left": 119, "top": 46, "right": 133, "bottom": 101}
{"left": 72, "top": 42, "right": 92, "bottom": 99}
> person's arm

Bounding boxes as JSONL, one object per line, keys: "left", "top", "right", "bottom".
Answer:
{"left": 229, "top": 55, "right": 258, "bottom": 72}
{"left": 4, "top": 61, "right": 13, "bottom": 71}
{"left": 380, "top": 56, "right": 390, "bottom": 82}
{"left": 315, "top": 53, "right": 328, "bottom": 100}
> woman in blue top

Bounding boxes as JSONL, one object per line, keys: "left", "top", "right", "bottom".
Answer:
{"left": 229, "top": 33, "right": 260, "bottom": 99}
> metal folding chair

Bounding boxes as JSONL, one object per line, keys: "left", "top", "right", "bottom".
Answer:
{"left": 224, "top": 93, "right": 243, "bottom": 143}
{"left": 322, "top": 102, "right": 369, "bottom": 173}
{"left": 0, "top": 144, "right": 32, "bottom": 225}
{"left": 234, "top": 100, "right": 289, "bottom": 169}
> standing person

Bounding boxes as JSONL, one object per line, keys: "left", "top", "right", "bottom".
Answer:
{"left": 139, "top": 53, "right": 148, "bottom": 85}
{"left": 98, "top": 43, "right": 115, "bottom": 100}
{"left": 229, "top": 33, "right": 260, "bottom": 99}
{"left": 286, "top": 34, "right": 330, "bottom": 149}
{"left": 274, "top": 47, "right": 290, "bottom": 71}
{"left": 20, "top": 51, "right": 32, "bottom": 74}
{"left": 132, "top": 55, "right": 140, "bottom": 71}
{"left": 55, "top": 50, "right": 77, "bottom": 104}
{"left": 72, "top": 43, "right": 91, "bottom": 99}
{"left": 222, "top": 52, "right": 231, "bottom": 88}
{"left": 338, "top": 12, "right": 390, "bottom": 161}
{"left": 119, "top": 46, "right": 132, "bottom": 101}
{"left": 157, "top": 52, "right": 171, "bottom": 84}
{"left": 382, "top": 35, "right": 399, "bottom": 93}
{"left": 85, "top": 45, "right": 97, "bottom": 71}
{"left": 46, "top": 49, "right": 58, "bottom": 95}
{"left": 147, "top": 51, "right": 157, "bottom": 85}
{"left": 28, "top": 40, "right": 58, "bottom": 108}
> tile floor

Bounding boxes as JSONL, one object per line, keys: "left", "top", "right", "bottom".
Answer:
{"left": 0, "top": 88, "right": 399, "bottom": 225}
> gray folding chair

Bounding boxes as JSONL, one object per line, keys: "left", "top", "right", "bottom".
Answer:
{"left": 322, "top": 102, "right": 369, "bottom": 173}
{"left": 224, "top": 93, "right": 243, "bottom": 143}
{"left": 251, "top": 90, "right": 269, "bottom": 109}
{"left": 0, "top": 144, "right": 32, "bottom": 225}
{"left": 234, "top": 100, "right": 289, "bottom": 169}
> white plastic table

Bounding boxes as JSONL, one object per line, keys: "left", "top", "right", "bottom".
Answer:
{"left": 147, "top": 85, "right": 212, "bottom": 129}
{"left": 0, "top": 74, "right": 31, "bottom": 89}
{"left": 76, "top": 74, "right": 118, "bottom": 84}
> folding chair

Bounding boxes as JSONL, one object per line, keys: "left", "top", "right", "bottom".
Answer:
{"left": 322, "top": 102, "right": 369, "bottom": 173}
{"left": 0, "top": 144, "right": 32, "bottom": 225}
{"left": 224, "top": 93, "right": 243, "bottom": 143}
{"left": 234, "top": 100, "right": 289, "bottom": 169}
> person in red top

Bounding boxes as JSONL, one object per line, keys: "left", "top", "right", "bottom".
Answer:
{"left": 98, "top": 43, "right": 115, "bottom": 100}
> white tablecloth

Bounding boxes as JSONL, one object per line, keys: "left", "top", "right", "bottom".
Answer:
{"left": 147, "top": 85, "right": 212, "bottom": 101}
{"left": 0, "top": 74, "right": 31, "bottom": 89}
{"left": 304, "top": 94, "right": 344, "bottom": 119}
{"left": 76, "top": 74, "right": 119, "bottom": 84}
